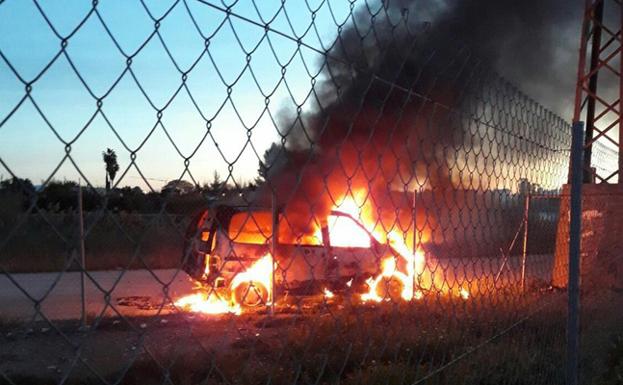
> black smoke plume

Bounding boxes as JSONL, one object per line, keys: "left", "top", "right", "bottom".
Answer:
{"left": 260, "top": 0, "right": 582, "bottom": 245}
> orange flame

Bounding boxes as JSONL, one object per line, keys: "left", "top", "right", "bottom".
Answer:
{"left": 177, "top": 188, "right": 469, "bottom": 315}
{"left": 459, "top": 287, "right": 470, "bottom": 300}
{"left": 323, "top": 288, "right": 335, "bottom": 299}
{"left": 175, "top": 255, "right": 273, "bottom": 315}
{"left": 174, "top": 292, "right": 241, "bottom": 315}
{"left": 230, "top": 255, "right": 273, "bottom": 306}
{"left": 328, "top": 192, "right": 428, "bottom": 303}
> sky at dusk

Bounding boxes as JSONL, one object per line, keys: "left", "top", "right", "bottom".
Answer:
{"left": 1, "top": 1, "right": 618, "bottom": 190}
{"left": 0, "top": 0, "right": 357, "bottom": 190}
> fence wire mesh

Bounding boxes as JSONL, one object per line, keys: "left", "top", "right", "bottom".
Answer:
{"left": 0, "top": 1, "right": 617, "bottom": 384}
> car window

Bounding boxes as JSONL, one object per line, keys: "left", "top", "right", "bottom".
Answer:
{"left": 228, "top": 212, "right": 272, "bottom": 245}
{"left": 279, "top": 219, "right": 323, "bottom": 246}
{"left": 228, "top": 211, "right": 323, "bottom": 246}
{"left": 328, "top": 215, "right": 371, "bottom": 248}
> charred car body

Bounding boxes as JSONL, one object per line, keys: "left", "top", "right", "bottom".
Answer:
{"left": 182, "top": 205, "right": 410, "bottom": 306}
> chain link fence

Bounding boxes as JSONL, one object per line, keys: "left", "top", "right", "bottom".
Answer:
{"left": 0, "top": 1, "right": 620, "bottom": 384}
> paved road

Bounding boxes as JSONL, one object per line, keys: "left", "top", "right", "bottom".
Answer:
{"left": 0, "top": 254, "right": 556, "bottom": 321}
{"left": 0, "top": 269, "right": 196, "bottom": 321}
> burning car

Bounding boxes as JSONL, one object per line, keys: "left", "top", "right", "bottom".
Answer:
{"left": 181, "top": 204, "right": 425, "bottom": 308}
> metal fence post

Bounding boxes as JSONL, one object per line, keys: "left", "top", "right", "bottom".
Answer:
{"left": 77, "top": 181, "right": 87, "bottom": 328}
{"left": 521, "top": 193, "right": 530, "bottom": 292}
{"left": 412, "top": 189, "right": 417, "bottom": 299}
{"left": 271, "top": 189, "right": 278, "bottom": 316}
{"left": 567, "top": 121, "right": 584, "bottom": 385}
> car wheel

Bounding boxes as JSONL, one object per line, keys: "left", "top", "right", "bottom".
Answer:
{"left": 233, "top": 281, "right": 269, "bottom": 307}
{"left": 375, "top": 277, "right": 404, "bottom": 302}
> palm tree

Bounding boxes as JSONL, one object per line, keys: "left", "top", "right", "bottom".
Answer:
{"left": 102, "top": 148, "right": 120, "bottom": 191}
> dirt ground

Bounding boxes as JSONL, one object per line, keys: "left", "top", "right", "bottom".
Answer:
{"left": 0, "top": 266, "right": 620, "bottom": 385}
{"left": 0, "top": 299, "right": 358, "bottom": 384}
{"left": 0, "top": 289, "right": 571, "bottom": 385}
{"left": 0, "top": 312, "right": 275, "bottom": 383}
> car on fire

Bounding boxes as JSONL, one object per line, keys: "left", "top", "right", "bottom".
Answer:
{"left": 182, "top": 205, "right": 411, "bottom": 306}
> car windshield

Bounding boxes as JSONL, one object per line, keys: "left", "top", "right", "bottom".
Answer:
{"left": 327, "top": 214, "right": 371, "bottom": 248}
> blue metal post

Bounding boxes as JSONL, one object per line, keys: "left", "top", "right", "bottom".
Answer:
{"left": 567, "top": 121, "right": 584, "bottom": 385}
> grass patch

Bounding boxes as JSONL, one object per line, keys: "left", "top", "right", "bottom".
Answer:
{"left": 0, "top": 282, "right": 619, "bottom": 385}
{"left": 0, "top": 213, "right": 189, "bottom": 272}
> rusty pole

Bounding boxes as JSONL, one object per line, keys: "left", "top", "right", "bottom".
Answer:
{"left": 583, "top": 0, "right": 604, "bottom": 183}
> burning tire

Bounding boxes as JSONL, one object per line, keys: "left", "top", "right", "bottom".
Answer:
{"left": 375, "top": 276, "right": 405, "bottom": 302}
{"left": 232, "top": 281, "right": 269, "bottom": 307}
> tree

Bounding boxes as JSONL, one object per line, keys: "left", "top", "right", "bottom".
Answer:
{"left": 0, "top": 177, "right": 36, "bottom": 214}
{"left": 38, "top": 181, "right": 78, "bottom": 212}
{"left": 110, "top": 186, "right": 146, "bottom": 212}
{"left": 161, "top": 179, "right": 195, "bottom": 196}
{"left": 102, "top": 148, "right": 120, "bottom": 191}
{"left": 0, "top": 176, "right": 35, "bottom": 197}
{"left": 208, "top": 171, "right": 224, "bottom": 192}
{"left": 257, "top": 143, "right": 283, "bottom": 183}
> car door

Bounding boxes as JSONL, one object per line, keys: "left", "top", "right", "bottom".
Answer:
{"left": 325, "top": 213, "right": 383, "bottom": 283}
